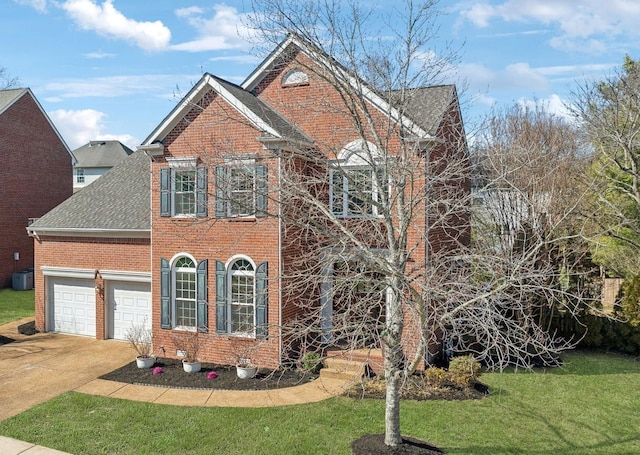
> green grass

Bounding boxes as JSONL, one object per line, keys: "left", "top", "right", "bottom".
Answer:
{"left": 0, "top": 351, "right": 638, "bottom": 454}
{"left": 0, "top": 288, "right": 34, "bottom": 325}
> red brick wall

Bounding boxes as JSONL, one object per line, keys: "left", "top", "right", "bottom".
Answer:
{"left": 0, "top": 92, "right": 73, "bottom": 287}
{"left": 33, "top": 236, "right": 151, "bottom": 338}
{"left": 151, "top": 91, "right": 281, "bottom": 368}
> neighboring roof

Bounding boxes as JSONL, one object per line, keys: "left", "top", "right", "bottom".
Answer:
{"left": 73, "top": 140, "right": 135, "bottom": 168}
{"left": 28, "top": 150, "right": 151, "bottom": 238}
{"left": 0, "top": 87, "right": 75, "bottom": 163}
{"left": 142, "top": 73, "right": 312, "bottom": 147}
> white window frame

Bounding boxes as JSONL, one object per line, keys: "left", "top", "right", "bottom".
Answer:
{"left": 172, "top": 168, "right": 197, "bottom": 217}
{"left": 226, "top": 255, "right": 256, "bottom": 336}
{"left": 172, "top": 255, "right": 197, "bottom": 330}
{"left": 227, "top": 164, "right": 257, "bottom": 218}
{"left": 76, "top": 169, "right": 85, "bottom": 183}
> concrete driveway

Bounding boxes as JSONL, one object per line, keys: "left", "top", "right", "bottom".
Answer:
{"left": 0, "top": 318, "right": 133, "bottom": 422}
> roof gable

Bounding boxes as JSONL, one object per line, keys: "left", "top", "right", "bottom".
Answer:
{"left": 142, "top": 73, "right": 312, "bottom": 147}
{"left": 242, "top": 35, "right": 447, "bottom": 141}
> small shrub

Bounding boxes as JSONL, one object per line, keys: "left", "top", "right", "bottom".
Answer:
{"left": 424, "top": 367, "right": 448, "bottom": 388}
{"left": 448, "top": 355, "right": 481, "bottom": 388}
{"left": 300, "top": 352, "right": 322, "bottom": 374}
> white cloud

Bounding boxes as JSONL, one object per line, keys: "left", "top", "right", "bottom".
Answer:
{"left": 60, "top": 0, "right": 171, "bottom": 52}
{"left": 49, "top": 108, "right": 138, "bottom": 149}
{"left": 83, "top": 51, "right": 116, "bottom": 59}
{"left": 13, "top": 0, "right": 47, "bottom": 13}
{"left": 457, "top": 0, "right": 640, "bottom": 54}
{"left": 517, "top": 93, "right": 572, "bottom": 120}
{"left": 170, "top": 4, "right": 253, "bottom": 52}
{"left": 458, "top": 61, "right": 548, "bottom": 93}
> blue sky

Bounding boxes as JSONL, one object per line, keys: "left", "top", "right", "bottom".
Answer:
{"left": 3, "top": 0, "right": 640, "bottom": 151}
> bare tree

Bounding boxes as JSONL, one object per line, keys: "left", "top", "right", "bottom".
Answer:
{"left": 230, "top": 1, "right": 593, "bottom": 450}
{"left": 0, "top": 66, "right": 19, "bottom": 89}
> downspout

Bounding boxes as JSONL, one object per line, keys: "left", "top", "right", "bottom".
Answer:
{"left": 277, "top": 153, "right": 283, "bottom": 367}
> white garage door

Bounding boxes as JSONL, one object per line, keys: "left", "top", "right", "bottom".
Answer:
{"left": 51, "top": 277, "right": 96, "bottom": 337}
{"left": 109, "top": 281, "right": 152, "bottom": 341}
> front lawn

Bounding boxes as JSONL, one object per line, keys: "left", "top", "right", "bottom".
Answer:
{"left": 0, "top": 351, "right": 638, "bottom": 454}
{"left": 0, "top": 288, "right": 34, "bottom": 325}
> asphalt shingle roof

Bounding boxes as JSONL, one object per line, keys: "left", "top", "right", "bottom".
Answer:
{"left": 390, "top": 85, "right": 455, "bottom": 137}
{"left": 73, "top": 140, "right": 134, "bottom": 168}
{"left": 29, "top": 150, "right": 151, "bottom": 232}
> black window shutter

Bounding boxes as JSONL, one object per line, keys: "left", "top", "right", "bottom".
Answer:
{"left": 255, "top": 261, "right": 268, "bottom": 338}
{"left": 215, "top": 260, "right": 227, "bottom": 333}
{"left": 196, "top": 167, "right": 208, "bottom": 218}
{"left": 197, "top": 259, "right": 208, "bottom": 332}
{"left": 160, "top": 257, "right": 171, "bottom": 329}
{"left": 160, "top": 168, "right": 171, "bottom": 217}
{"left": 214, "top": 166, "right": 226, "bottom": 218}
{"left": 255, "top": 164, "right": 268, "bottom": 217}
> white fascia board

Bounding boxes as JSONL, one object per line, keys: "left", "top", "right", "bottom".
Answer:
{"left": 27, "top": 227, "right": 150, "bottom": 239}
{"left": 142, "top": 75, "right": 212, "bottom": 146}
{"left": 242, "top": 35, "right": 295, "bottom": 91}
{"left": 99, "top": 270, "right": 151, "bottom": 283}
{"left": 41, "top": 266, "right": 96, "bottom": 279}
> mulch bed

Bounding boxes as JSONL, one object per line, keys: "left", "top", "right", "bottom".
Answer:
{"left": 351, "top": 434, "right": 444, "bottom": 455}
{"left": 99, "top": 358, "right": 318, "bottom": 390}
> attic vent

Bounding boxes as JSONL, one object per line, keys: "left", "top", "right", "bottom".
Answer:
{"left": 282, "top": 69, "right": 309, "bottom": 87}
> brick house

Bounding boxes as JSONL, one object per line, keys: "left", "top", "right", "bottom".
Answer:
{"left": 29, "top": 36, "right": 468, "bottom": 369}
{"left": 0, "top": 88, "right": 73, "bottom": 288}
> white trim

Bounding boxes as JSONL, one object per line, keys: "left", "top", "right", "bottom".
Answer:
{"left": 167, "top": 156, "right": 198, "bottom": 168}
{"left": 41, "top": 266, "right": 96, "bottom": 279}
{"left": 99, "top": 270, "right": 151, "bottom": 283}
{"left": 27, "top": 228, "right": 150, "bottom": 239}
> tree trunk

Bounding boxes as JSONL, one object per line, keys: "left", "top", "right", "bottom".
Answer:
{"left": 384, "top": 367, "right": 403, "bottom": 446}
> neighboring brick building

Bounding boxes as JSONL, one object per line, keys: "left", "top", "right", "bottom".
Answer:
{"left": 29, "top": 36, "right": 468, "bottom": 369}
{"left": 0, "top": 88, "right": 73, "bottom": 288}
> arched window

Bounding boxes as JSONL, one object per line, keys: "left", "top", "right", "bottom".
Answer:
{"left": 228, "top": 258, "right": 255, "bottom": 334}
{"left": 330, "top": 140, "right": 386, "bottom": 217}
{"left": 159, "top": 254, "right": 208, "bottom": 331}
{"left": 282, "top": 68, "right": 309, "bottom": 86}
{"left": 173, "top": 256, "right": 197, "bottom": 328}
{"left": 214, "top": 257, "right": 268, "bottom": 338}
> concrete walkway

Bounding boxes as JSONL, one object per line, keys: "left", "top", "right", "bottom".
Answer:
{"left": 0, "top": 318, "right": 350, "bottom": 454}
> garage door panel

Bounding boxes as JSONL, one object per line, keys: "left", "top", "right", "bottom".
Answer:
{"left": 51, "top": 278, "right": 96, "bottom": 337}
{"left": 110, "top": 281, "right": 151, "bottom": 341}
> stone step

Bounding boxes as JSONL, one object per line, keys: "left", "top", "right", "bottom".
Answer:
{"left": 320, "top": 357, "right": 367, "bottom": 381}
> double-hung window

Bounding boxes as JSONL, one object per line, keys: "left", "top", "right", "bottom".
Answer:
{"left": 215, "top": 257, "right": 268, "bottom": 338}
{"left": 160, "top": 158, "right": 208, "bottom": 218}
{"left": 331, "top": 167, "right": 385, "bottom": 217}
{"left": 215, "top": 162, "right": 267, "bottom": 218}
{"left": 76, "top": 169, "right": 85, "bottom": 183}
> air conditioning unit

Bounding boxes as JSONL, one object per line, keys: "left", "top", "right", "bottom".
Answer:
{"left": 12, "top": 270, "right": 34, "bottom": 291}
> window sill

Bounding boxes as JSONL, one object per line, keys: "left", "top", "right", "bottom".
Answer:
{"left": 227, "top": 216, "right": 257, "bottom": 222}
